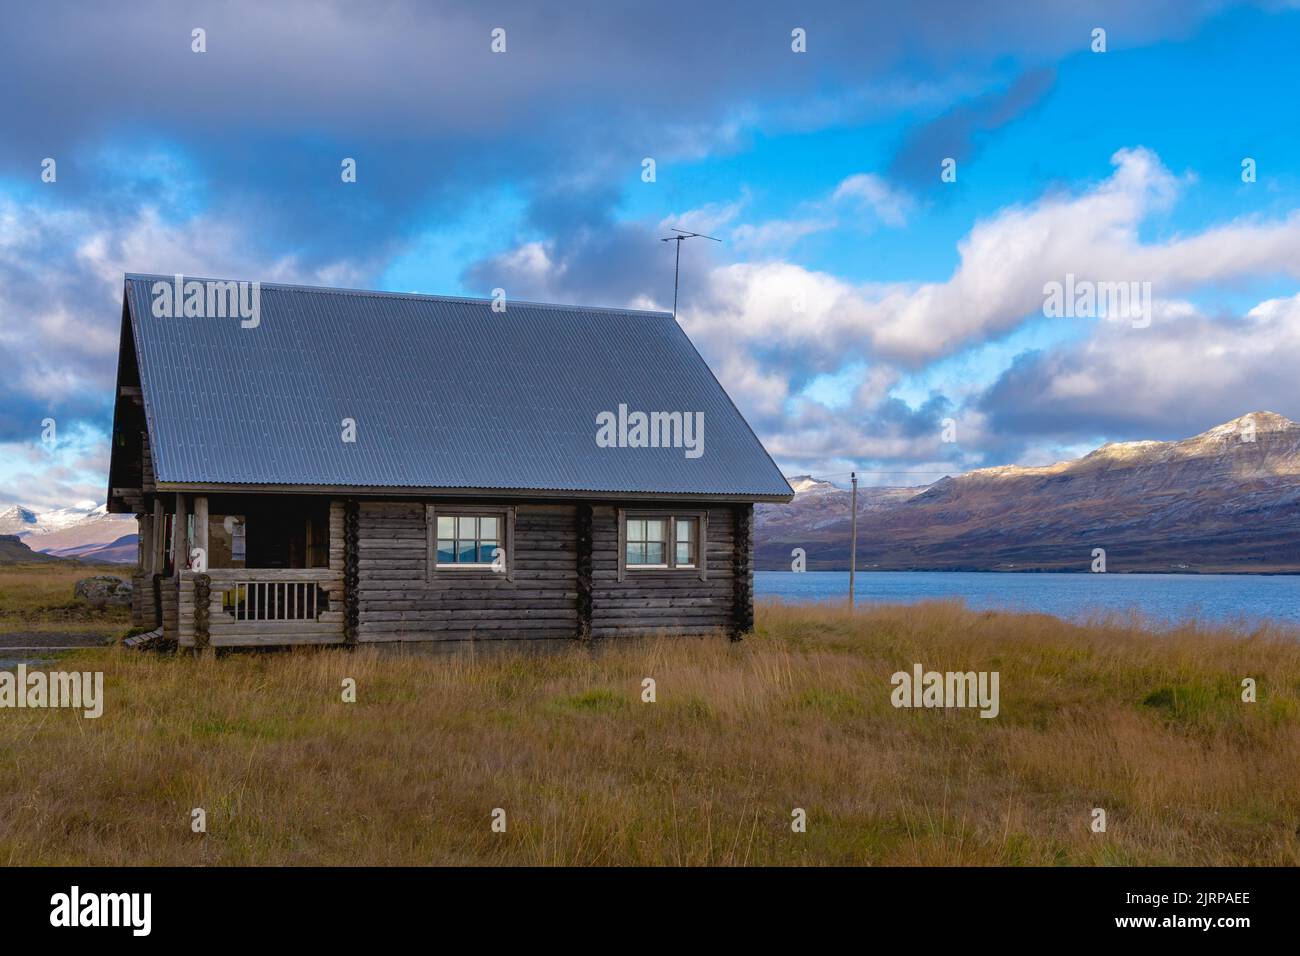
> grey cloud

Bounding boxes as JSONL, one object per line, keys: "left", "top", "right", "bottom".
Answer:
{"left": 1, "top": 1, "right": 1225, "bottom": 264}
{"left": 888, "top": 67, "right": 1056, "bottom": 189}
{"left": 462, "top": 189, "right": 706, "bottom": 307}
{"left": 4, "top": 1, "right": 1201, "bottom": 146}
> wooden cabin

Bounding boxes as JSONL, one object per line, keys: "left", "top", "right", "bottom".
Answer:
{"left": 107, "top": 274, "right": 793, "bottom": 649}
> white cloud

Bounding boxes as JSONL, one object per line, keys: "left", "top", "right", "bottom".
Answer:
{"left": 730, "top": 218, "right": 829, "bottom": 254}
{"left": 0, "top": 424, "right": 111, "bottom": 511}
{"left": 978, "top": 292, "right": 1300, "bottom": 435}
{"left": 0, "top": 196, "right": 365, "bottom": 399}
{"left": 683, "top": 148, "right": 1300, "bottom": 373}
{"left": 661, "top": 195, "right": 748, "bottom": 238}
{"left": 832, "top": 173, "right": 913, "bottom": 227}
{"left": 722, "top": 172, "right": 913, "bottom": 255}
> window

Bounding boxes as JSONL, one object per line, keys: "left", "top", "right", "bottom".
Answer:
{"left": 436, "top": 514, "right": 501, "bottom": 566}
{"left": 623, "top": 512, "right": 704, "bottom": 573}
{"left": 675, "top": 517, "right": 697, "bottom": 568}
{"left": 625, "top": 517, "right": 667, "bottom": 567}
{"left": 427, "top": 505, "right": 513, "bottom": 579}
{"left": 207, "top": 514, "right": 247, "bottom": 567}
{"left": 230, "top": 518, "right": 247, "bottom": 561}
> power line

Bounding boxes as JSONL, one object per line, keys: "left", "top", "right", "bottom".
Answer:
{"left": 787, "top": 470, "right": 960, "bottom": 479}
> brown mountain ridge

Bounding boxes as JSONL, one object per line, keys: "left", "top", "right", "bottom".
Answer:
{"left": 756, "top": 412, "right": 1300, "bottom": 572}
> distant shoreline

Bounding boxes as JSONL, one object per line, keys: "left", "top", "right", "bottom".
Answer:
{"left": 756, "top": 567, "right": 1300, "bottom": 576}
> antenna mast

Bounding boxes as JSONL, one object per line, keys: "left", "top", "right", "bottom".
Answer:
{"left": 660, "top": 227, "right": 721, "bottom": 317}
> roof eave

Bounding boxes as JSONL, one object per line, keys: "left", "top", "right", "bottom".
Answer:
{"left": 153, "top": 481, "right": 794, "bottom": 504}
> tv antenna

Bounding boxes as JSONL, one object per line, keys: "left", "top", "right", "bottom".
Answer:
{"left": 660, "top": 227, "right": 721, "bottom": 317}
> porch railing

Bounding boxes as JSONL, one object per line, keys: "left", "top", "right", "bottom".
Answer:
{"left": 178, "top": 568, "right": 344, "bottom": 647}
{"left": 225, "top": 579, "right": 328, "bottom": 622}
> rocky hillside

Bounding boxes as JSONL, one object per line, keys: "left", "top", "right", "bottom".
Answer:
{"left": 756, "top": 412, "right": 1300, "bottom": 572}
{"left": 0, "top": 535, "right": 60, "bottom": 565}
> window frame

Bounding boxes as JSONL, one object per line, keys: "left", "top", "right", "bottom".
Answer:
{"left": 426, "top": 504, "right": 515, "bottom": 581}
{"left": 618, "top": 509, "right": 708, "bottom": 581}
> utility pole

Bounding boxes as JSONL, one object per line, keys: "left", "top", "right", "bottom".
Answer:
{"left": 849, "top": 471, "right": 857, "bottom": 607}
{"left": 660, "top": 227, "right": 721, "bottom": 317}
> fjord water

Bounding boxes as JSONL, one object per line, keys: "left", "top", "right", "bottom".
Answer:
{"left": 755, "top": 571, "right": 1300, "bottom": 628}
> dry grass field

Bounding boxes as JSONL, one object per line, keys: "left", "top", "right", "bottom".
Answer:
{"left": 2, "top": 595, "right": 1298, "bottom": 866}
{"left": 0, "top": 563, "right": 131, "bottom": 635}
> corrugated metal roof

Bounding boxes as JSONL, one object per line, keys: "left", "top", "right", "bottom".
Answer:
{"left": 121, "top": 275, "right": 793, "bottom": 498}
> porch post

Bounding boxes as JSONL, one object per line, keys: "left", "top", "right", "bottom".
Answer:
{"left": 132, "top": 513, "right": 150, "bottom": 628}
{"left": 138, "top": 513, "right": 152, "bottom": 572}
{"left": 151, "top": 498, "right": 166, "bottom": 575}
{"left": 193, "top": 496, "right": 209, "bottom": 568}
{"left": 172, "top": 493, "right": 188, "bottom": 577}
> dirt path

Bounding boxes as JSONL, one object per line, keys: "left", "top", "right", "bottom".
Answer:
{"left": 0, "top": 631, "right": 117, "bottom": 652}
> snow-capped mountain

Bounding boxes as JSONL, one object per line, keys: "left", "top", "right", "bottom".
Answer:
{"left": 757, "top": 412, "right": 1300, "bottom": 572}
{"left": 785, "top": 475, "right": 840, "bottom": 495}
{"left": 757, "top": 479, "right": 920, "bottom": 539}
{"left": 0, "top": 503, "right": 136, "bottom": 563}
{"left": 0, "top": 505, "right": 40, "bottom": 535}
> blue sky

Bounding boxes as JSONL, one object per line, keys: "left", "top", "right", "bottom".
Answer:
{"left": 2, "top": 0, "right": 1299, "bottom": 509}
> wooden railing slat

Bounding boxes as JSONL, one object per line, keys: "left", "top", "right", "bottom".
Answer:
{"left": 210, "top": 571, "right": 334, "bottom": 623}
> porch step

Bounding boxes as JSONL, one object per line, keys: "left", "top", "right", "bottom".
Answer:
{"left": 123, "top": 626, "right": 166, "bottom": 650}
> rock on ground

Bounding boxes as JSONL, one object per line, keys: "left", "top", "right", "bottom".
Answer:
{"left": 74, "top": 575, "right": 132, "bottom": 609}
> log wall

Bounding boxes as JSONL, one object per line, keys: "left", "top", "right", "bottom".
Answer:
{"left": 131, "top": 565, "right": 145, "bottom": 628}
{"left": 352, "top": 499, "right": 752, "bottom": 642}
{"left": 355, "top": 501, "right": 579, "bottom": 641}
{"left": 589, "top": 505, "right": 737, "bottom": 638}
{"left": 161, "top": 575, "right": 178, "bottom": 643}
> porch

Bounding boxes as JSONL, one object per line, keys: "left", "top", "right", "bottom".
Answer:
{"left": 133, "top": 492, "right": 346, "bottom": 649}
